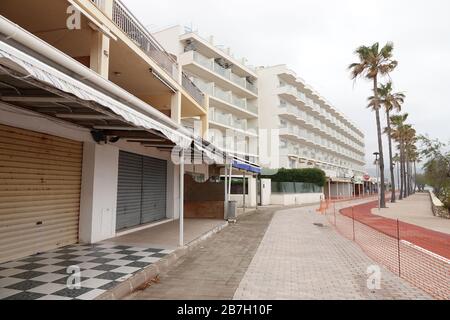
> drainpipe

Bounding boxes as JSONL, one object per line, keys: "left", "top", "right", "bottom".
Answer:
{"left": 179, "top": 149, "right": 185, "bottom": 247}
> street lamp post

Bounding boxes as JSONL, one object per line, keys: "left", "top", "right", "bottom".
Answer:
{"left": 373, "top": 152, "right": 380, "bottom": 211}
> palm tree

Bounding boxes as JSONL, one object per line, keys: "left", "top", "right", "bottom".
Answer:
{"left": 390, "top": 114, "right": 409, "bottom": 200}
{"left": 404, "top": 127, "right": 417, "bottom": 196}
{"left": 349, "top": 42, "right": 398, "bottom": 208}
{"left": 370, "top": 82, "right": 405, "bottom": 203}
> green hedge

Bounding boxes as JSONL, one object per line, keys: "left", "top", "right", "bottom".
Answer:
{"left": 262, "top": 168, "right": 326, "bottom": 187}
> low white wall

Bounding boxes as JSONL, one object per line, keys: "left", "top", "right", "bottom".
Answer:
{"left": 230, "top": 194, "right": 252, "bottom": 208}
{"left": 271, "top": 193, "right": 324, "bottom": 206}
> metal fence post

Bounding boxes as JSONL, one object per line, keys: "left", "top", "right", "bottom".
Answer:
{"left": 352, "top": 206, "right": 355, "bottom": 241}
{"left": 333, "top": 201, "right": 336, "bottom": 226}
{"left": 397, "top": 219, "right": 401, "bottom": 277}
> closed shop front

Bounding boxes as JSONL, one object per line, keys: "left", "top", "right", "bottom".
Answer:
{"left": 116, "top": 151, "right": 167, "bottom": 231}
{"left": 0, "top": 124, "right": 83, "bottom": 263}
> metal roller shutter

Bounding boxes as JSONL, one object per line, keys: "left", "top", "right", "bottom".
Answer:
{"left": 116, "top": 151, "right": 167, "bottom": 231}
{"left": 116, "top": 151, "right": 143, "bottom": 230}
{"left": 141, "top": 156, "right": 167, "bottom": 224}
{"left": 0, "top": 124, "right": 82, "bottom": 264}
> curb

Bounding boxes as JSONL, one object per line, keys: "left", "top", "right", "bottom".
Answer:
{"left": 95, "top": 221, "right": 229, "bottom": 300}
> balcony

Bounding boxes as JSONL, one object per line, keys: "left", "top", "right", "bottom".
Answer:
{"left": 278, "top": 104, "right": 300, "bottom": 119}
{"left": 90, "top": 0, "right": 205, "bottom": 106}
{"left": 183, "top": 51, "right": 257, "bottom": 97}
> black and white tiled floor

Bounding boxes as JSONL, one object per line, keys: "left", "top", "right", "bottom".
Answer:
{"left": 0, "top": 244, "right": 172, "bottom": 300}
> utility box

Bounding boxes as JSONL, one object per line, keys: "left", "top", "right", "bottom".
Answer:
{"left": 227, "top": 200, "right": 237, "bottom": 220}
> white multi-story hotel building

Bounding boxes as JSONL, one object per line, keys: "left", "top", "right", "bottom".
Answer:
{"left": 153, "top": 26, "right": 259, "bottom": 165}
{"left": 257, "top": 65, "right": 366, "bottom": 198}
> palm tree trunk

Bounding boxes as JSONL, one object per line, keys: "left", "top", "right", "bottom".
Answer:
{"left": 397, "top": 158, "right": 403, "bottom": 200}
{"left": 386, "top": 109, "right": 396, "bottom": 202}
{"left": 401, "top": 139, "right": 407, "bottom": 199}
{"left": 405, "top": 153, "right": 410, "bottom": 197}
{"left": 373, "top": 77, "right": 386, "bottom": 208}
{"left": 414, "top": 161, "right": 417, "bottom": 193}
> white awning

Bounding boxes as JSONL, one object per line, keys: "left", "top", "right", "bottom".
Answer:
{"left": 0, "top": 41, "right": 192, "bottom": 148}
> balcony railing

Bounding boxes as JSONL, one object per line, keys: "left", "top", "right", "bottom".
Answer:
{"left": 182, "top": 74, "right": 205, "bottom": 105}
{"left": 91, "top": 0, "right": 204, "bottom": 106}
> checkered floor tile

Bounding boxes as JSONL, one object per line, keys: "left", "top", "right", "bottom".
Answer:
{"left": 0, "top": 244, "right": 173, "bottom": 300}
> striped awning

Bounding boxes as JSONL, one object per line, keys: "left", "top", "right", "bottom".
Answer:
{"left": 0, "top": 41, "right": 192, "bottom": 148}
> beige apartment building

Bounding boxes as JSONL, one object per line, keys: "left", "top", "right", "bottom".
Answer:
{"left": 0, "top": 0, "right": 240, "bottom": 265}
{"left": 153, "top": 26, "right": 260, "bottom": 166}
{"left": 257, "top": 65, "right": 367, "bottom": 199}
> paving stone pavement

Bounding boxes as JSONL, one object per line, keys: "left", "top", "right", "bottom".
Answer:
{"left": 127, "top": 201, "right": 432, "bottom": 300}
{"left": 127, "top": 207, "right": 278, "bottom": 300}
{"left": 233, "top": 205, "right": 432, "bottom": 300}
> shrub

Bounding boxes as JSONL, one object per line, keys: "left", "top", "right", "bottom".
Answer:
{"left": 262, "top": 168, "right": 326, "bottom": 187}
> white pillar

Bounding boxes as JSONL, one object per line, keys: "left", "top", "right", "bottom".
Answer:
{"left": 79, "top": 142, "right": 119, "bottom": 244}
{"left": 179, "top": 149, "right": 185, "bottom": 247}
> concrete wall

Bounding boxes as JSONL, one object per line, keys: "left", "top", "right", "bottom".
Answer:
{"left": 271, "top": 193, "right": 324, "bottom": 206}
{"left": 184, "top": 175, "right": 225, "bottom": 219}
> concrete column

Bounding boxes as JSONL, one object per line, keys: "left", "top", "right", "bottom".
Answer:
{"left": 100, "top": 0, "right": 114, "bottom": 18}
{"left": 79, "top": 142, "right": 119, "bottom": 244}
{"left": 200, "top": 95, "right": 210, "bottom": 138}
{"left": 170, "top": 91, "right": 182, "bottom": 124}
{"left": 166, "top": 161, "right": 180, "bottom": 220}
{"left": 90, "top": 30, "right": 110, "bottom": 79}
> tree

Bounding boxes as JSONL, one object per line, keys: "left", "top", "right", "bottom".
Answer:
{"left": 419, "top": 135, "right": 450, "bottom": 209}
{"left": 390, "top": 114, "right": 409, "bottom": 199}
{"left": 404, "top": 126, "right": 417, "bottom": 196}
{"left": 349, "top": 42, "right": 398, "bottom": 208}
{"left": 371, "top": 81, "right": 405, "bottom": 202}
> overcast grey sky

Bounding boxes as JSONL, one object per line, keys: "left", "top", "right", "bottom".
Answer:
{"left": 124, "top": 0, "right": 450, "bottom": 175}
